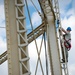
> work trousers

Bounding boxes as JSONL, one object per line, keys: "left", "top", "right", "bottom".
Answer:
{"left": 62, "top": 47, "right": 68, "bottom": 62}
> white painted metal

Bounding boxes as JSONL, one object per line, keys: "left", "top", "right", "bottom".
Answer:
{"left": 0, "top": 23, "right": 45, "bottom": 64}
{"left": 39, "top": 0, "right": 62, "bottom": 75}
{"left": 4, "top": 0, "right": 30, "bottom": 75}
{"left": 15, "top": 0, "right": 30, "bottom": 74}
{"left": 4, "top": 0, "right": 20, "bottom": 74}
{"left": 1, "top": 0, "right": 69, "bottom": 75}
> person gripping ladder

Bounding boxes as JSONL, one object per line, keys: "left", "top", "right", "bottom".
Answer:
{"left": 59, "top": 27, "right": 72, "bottom": 62}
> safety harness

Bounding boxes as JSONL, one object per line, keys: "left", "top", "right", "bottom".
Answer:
{"left": 63, "top": 34, "right": 71, "bottom": 51}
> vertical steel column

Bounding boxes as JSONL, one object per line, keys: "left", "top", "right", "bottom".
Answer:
{"left": 39, "top": 0, "right": 62, "bottom": 75}
{"left": 45, "top": 1, "right": 62, "bottom": 75}
{"left": 4, "top": 0, "right": 30, "bottom": 75}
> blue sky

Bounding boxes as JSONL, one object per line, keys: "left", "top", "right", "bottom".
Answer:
{"left": 0, "top": 0, "right": 75, "bottom": 75}
{"left": 24, "top": 0, "right": 42, "bottom": 34}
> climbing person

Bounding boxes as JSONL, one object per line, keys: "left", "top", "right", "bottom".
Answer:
{"left": 59, "top": 27, "right": 72, "bottom": 62}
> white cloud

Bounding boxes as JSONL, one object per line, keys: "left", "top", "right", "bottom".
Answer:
{"left": 59, "top": 0, "right": 72, "bottom": 10}
{"left": 0, "top": 2, "right": 6, "bottom": 54}
{"left": 0, "top": 28, "right": 6, "bottom": 38}
{"left": 27, "top": 11, "right": 42, "bottom": 29}
{"left": 0, "top": 5, "right": 5, "bottom": 26}
{"left": 26, "top": 0, "right": 40, "bottom": 10}
{"left": 59, "top": 0, "right": 75, "bottom": 18}
{"left": 72, "top": 0, "right": 75, "bottom": 11}
{"left": 31, "top": 11, "right": 42, "bottom": 27}
{"left": 0, "top": 0, "right": 4, "bottom": 5}
{"left": 67, "top": 8, "right": 75, "bottom": 16}
{"left": 0, "top": 61, "right": 8, "bottom": 75}
{"left": 61, "top": 15, "right": 75, "bottom": 29}
{"left": 0, "top": 1, "right": 7, "bottom": 75}
{"left": 0, "top": 36, "right": 6, "bottom": 54}
{"left": 69, "top": 64, "right": 75, "bottom": 75}
{"left": 28, "top": 37, "right": 47, "bottom": 75}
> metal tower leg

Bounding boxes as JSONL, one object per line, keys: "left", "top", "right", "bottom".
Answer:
{"left": 4, "top": 0, "right": 30, "bottom": 75}
{"left": 38, "top": 0, "right": 62, "bottom": 75}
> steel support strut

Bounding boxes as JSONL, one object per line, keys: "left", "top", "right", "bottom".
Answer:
{"left": 4, "top": 0, "right": 30, "bottom": 75}
{"left": 38, "top": 0, "right": 62, "bottom": 75}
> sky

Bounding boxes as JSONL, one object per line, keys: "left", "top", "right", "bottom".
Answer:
{"left": 0, "top": 0, "right": 75, "bottom": 75}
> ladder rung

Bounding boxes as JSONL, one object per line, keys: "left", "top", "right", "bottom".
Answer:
{"left": 23, "top": 72, "right": 31, "bottom": 75}
{"left": 17, "top": 30, "right": 27, "bottom": 33}
{"left": 16, "top": 17, "right": 26, "bottom": 19}
{"left": 15, "top": 4, "right": 24, "bottom": 6}
{"left": 18, "top": 43, "right": 28, "bottom": 47}
{"left": 20, "top": 57, "right": 30, "bottom": 62}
